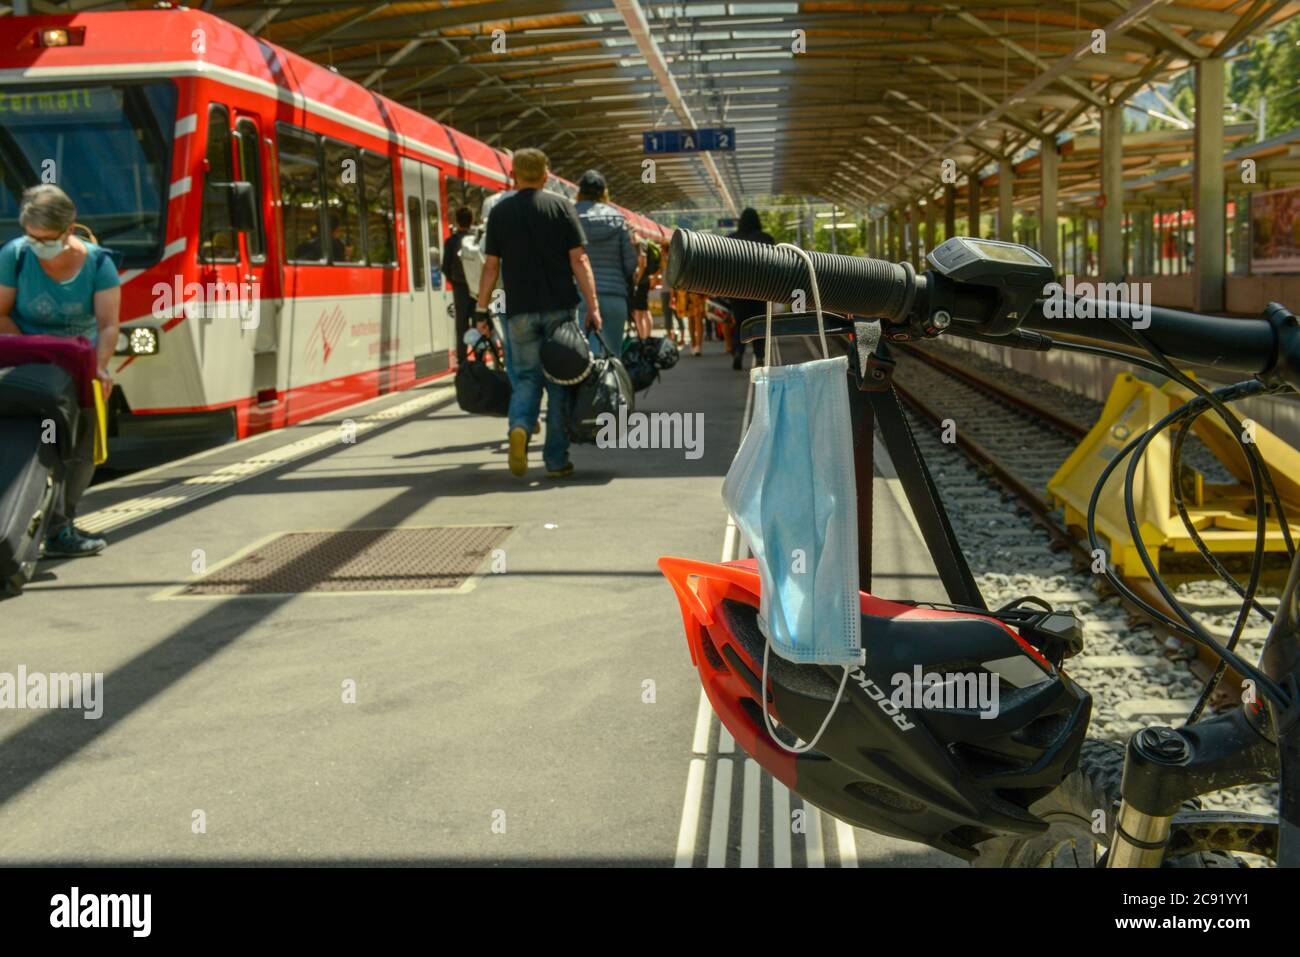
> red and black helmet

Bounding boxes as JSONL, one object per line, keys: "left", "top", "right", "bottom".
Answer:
{"left": 659, "top": 556, "right": 1092, "bottom": 861}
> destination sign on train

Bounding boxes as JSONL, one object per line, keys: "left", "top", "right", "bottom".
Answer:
{"left": 0, "top": 86, "right": 120, "bottom": 120}
{"left": 642, "top": 127, "right": 736, "bottom": 154}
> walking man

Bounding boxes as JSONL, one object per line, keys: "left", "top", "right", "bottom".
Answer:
{"left": 573, "top": 170, "right": 639, "bottom": 358}
{"left": 443, "top": 206, "right": 475, "bottom": 361}
{"left": 474, "top": 149, "right": 603, "bottom": 479}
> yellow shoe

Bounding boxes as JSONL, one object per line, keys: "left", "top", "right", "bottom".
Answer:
{"left": 508, "top": 426, "right": 528, "bottom": 477}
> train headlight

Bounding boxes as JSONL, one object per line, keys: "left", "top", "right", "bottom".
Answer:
{"left": 36, "top": 27, "right": 85, "bottom": 47}
{"left": 116, "top": 326, "right": 161, "bottom": 357}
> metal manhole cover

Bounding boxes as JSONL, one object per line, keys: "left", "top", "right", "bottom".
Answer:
{"left": 178, "top": 526, "right": 513, "bottom": 596}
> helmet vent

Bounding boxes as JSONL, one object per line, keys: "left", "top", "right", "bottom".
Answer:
{"left": 844, "top": 781, "right": 926, "bottom": 814}
{"left": 1013, "top": 713, "right": 1069, "bottom": 749}
{"left": 950, "top": 743, "right": 1027, "bottom": 777}
{"left": 700, "top": 626, "right": 730, "bottom": 673}
{"left": 738, "top": 696, "right": 801, "bottom": 749}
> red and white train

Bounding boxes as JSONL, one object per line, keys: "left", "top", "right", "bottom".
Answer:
{"left": 0, "top": 8, "right": 669, "bottom": 440}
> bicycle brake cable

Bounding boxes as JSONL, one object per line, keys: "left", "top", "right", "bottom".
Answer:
{"left": 1084, "top": 380, "right": 1290, "bottom": 710}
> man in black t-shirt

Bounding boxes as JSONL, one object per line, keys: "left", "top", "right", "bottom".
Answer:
{"left": 443, "top": 206, "right": 474, "bottom": 361}
{"left": 475, "top": 148, "right": 603, "bottom": 480}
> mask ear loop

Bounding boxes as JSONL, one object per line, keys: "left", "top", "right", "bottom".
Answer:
{"left": 762, "top": 291, "right": 775, "bottom": 366}
{"left": 761, "top": 642, "right": 851, "bottom": 755}
{"left": 776, "top": 243, "right": 829, "bottom": 360}
{"left": 754, "top": 242, "right": 851, "bottom": 756}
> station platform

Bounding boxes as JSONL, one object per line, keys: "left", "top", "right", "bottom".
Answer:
{"left": 0, "top": 337, "right": 955, "bottom": 868}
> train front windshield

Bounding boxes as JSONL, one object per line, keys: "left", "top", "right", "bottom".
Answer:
{"left": 0, "top": 81, "right": 177, "bottom": 268}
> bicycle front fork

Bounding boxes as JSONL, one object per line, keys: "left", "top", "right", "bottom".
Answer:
{"left": 1107, "top": 708, "right": 1277, "bottom": 867}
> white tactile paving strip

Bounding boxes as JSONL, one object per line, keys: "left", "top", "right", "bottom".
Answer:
{"left": 77, "top": 386, "right": 453, "bottom": 536}
{"left": 672, "top": 354, "right": 877, "bottom": 868}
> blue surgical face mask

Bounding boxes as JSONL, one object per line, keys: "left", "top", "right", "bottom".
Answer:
{"left": 721, "top": 244, "right": 861, "bottom": 753}
{"left": 26, "top": 235, "right": 66, "bottom": 261}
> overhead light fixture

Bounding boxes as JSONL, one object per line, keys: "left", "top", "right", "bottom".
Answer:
{"left": 710, "top": 45, "right": 784, "bottom": 54}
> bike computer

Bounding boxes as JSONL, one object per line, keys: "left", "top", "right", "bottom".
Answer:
{"left": 926, "top": 237, "right": 1055, "bottom": 336}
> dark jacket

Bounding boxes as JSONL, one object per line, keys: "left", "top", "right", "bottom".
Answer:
{"left": 575, "top": 200, "right": 637, "bottom": 301}
{"left": 443, "top": 229, "right": 468, "bottom": 288}
{"left": 726, "top": 225, "right": 776, "bottom": 324}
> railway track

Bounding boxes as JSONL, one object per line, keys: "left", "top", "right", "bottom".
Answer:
{"left": 889, "top": 341, "right": 1278, "bottom": 818}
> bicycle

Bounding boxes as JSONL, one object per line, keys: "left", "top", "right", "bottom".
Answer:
{"left": 658, "top": 228, "right": 1300, "bottom": 868}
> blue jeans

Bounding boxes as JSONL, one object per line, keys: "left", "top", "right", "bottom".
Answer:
{"left": 579, "top": 292, "right": 630, "bottom": 359}
{"left": 505, "top": 309, "right": 574, "bottom": 471}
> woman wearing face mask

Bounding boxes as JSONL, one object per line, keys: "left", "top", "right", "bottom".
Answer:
{"left": 0, "top": 184, "right": 121, "bottom": 557}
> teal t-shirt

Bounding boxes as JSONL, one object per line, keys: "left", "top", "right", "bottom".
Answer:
{"left": 0, "top": 237, "right": 121, "bottom": 344}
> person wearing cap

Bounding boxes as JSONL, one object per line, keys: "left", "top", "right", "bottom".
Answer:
{"left": 473, "top": 148, "right": 602, "bottom": 480}
{"left": 726, "top": 208, "right": 776, "bottom": 370}
{"left": 573, "top": 170, "right": 639, "bottom": 358}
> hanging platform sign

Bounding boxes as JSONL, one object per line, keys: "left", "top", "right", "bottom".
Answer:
{"left": 642, "top": 127, "right": 736, "bottom": 154}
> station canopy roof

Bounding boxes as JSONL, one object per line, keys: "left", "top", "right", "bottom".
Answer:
{"left": 22, "top": 0, "right": 1300, "bottom": 218}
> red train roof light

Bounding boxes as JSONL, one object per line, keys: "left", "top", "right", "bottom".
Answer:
{"left": 33, "top": 27, "right": 86, "bottom": 48}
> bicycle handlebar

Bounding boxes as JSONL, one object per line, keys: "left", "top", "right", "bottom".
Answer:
{"left": 666, "top": 228, "right": 916, "bottom": 321}
{"left": 666, "top": 227, "right": 1300, "bottom": 385}
{"left": 1018, "top": 306, "right": 1277, "bottom": 376}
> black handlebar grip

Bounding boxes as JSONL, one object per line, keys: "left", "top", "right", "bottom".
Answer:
{"left": 666, "top": 228, "right": 914, "bottom": 321}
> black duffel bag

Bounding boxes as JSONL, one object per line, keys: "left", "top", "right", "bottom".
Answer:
{"left": 620, "top": 335, "right": 681, "bottom": 394}
{"left": 455, "top": 335, "right": 511, "bottom": 417}
{"left": 567, "top": 333, "right": 634, "bottom": 445}
{"left": 652, "top": 335, "right": 680, "bottom": 370}
{"left": 620, "top": 337, "right": 659, "bottom": 393}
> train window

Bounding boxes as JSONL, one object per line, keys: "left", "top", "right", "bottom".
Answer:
{"left": 407, "top": 196, "right": 425, "bottom": 291}
{"left": 445, "top": 176, "right": 489, "bottom": 225}
{"left": 233, "top": 118, "right": 265, "bottom": 262}
{"left": 426, "top": 198, "right": 441, "bottom": 284}
{"left": 361, "top": 150, "right": 396, "bottom": 266}
{"left": 277, "top": 124, "right": 325, "bottom": 264}
{"left": 322, "top": 139, "right": 365, "bottom": 265}
{"left": 0, "top": 81, "right": 177, "bottom": 269}
{"left": 199, "top": 104, "right": 238, "bottom": 263}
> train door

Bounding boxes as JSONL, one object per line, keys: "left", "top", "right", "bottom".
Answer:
{"left": 400, "top": 156, "right": 435, "bottom": 376}
{"left": 231, "top": 114, "right": 281, "bottom": 404}
{"left": 197, "top": 103, "right": 248, "bottom": 404}
{"left": 421, "top": 164, "right": 452, "bottom": 371}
